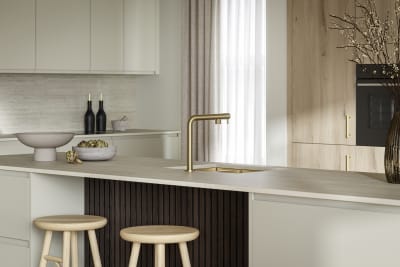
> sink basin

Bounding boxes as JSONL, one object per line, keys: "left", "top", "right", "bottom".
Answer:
{"left": 195, "top": 167, "right": 263, "bottom": 174}
{"left": 16, "top": 132, "right": 75, "bottom": 161}
{"left": 167, "top": 164, "right": 265, "bottom": 174}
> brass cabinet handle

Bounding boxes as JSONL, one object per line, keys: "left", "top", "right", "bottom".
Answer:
{"left": 345, "top": 115, "right": 351, "bottom": 139}
{"left": 345, "top": 154, "right": 351, "bottom": 172}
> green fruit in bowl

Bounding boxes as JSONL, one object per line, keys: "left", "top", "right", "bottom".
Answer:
{"left": 77, "top": 139, "right": 109, "bottom": 148}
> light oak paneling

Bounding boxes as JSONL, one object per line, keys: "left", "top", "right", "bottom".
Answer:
{"left": 0, "top": 0, "right": 35, "bottom": 71}
{"left": 290, "top": 0, "right": 356, "bottom": 145}
{"left": 291, "top": 143, "right": 385, "bottom": 173}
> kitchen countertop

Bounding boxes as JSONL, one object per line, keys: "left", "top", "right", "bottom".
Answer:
{"left": 0, "top": 129, "right": 180, "bottom": 141}
{"left": 0, "top": 154, "right": 398, "bottom": 206}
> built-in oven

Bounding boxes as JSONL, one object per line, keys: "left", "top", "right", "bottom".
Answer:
{"left": 356, "top": 64, "right": 396, "bottom": 147}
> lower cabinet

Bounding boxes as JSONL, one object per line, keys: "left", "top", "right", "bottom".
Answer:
{"left": 0, "top": 170, "right": 85, "bottom": 267}
{"left": 250, "top": 193, "right": 400, "bottom": 267}
{"left": 290, "top": 143, "right": 384, "bottom": 173}
{"left": 0, "top": 238, "right": 30, "bottom": 267}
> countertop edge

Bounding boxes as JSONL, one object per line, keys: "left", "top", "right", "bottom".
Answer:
{"left": 2, "top": 164, "right": 400, "bottom": 207}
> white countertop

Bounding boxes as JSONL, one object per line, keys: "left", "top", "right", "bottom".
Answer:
{"left": 0, "top": 129, "right": 180, "bottom": 142}
{"left": 0, "top": 154, "right": 399, "bottom": 206}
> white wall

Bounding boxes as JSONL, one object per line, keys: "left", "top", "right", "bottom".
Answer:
{"left": 133, "top": 0, "right": 182, "bottom": 131}
{"left": 266, "top": 0, "right": 287, "bottom": 166}
{"left": 0, "top": 74, "right": 136, "bottom": 134}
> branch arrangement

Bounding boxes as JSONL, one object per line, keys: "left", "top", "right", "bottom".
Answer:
{"left": 330, "top": 0, "right": 400, "bottom": 82}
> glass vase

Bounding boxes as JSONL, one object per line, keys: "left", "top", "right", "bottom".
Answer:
{"left": 385, "top": 111, "right": 400, "bottom": 183}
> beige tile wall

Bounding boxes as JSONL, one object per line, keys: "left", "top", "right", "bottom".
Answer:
{"left": 0, "top": 74, "right": 136, "bottom": 134}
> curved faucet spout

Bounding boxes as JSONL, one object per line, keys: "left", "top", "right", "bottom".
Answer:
{"left": 186, "top": 113, "right": 231, "bottom": 172}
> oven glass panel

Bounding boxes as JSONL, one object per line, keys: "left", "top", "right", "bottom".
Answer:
{"left": 369, "top": 95, "right": 395, "bottom": 129}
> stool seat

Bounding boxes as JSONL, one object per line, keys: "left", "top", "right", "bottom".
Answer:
{"left": 120, "top": 225, "right": 199, "bottom": 244}
{"left": 35, "top": 215, "right": 106, "bottom": 267}
{"left": 34, "top": 215, "right": 107, "bottom": 232}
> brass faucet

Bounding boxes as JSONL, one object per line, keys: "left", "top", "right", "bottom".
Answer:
{"left": 186, "top": 113, "right": 231, "bottom": 172}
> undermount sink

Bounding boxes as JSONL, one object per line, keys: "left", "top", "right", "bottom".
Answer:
{"left": 167, "top": 164, "right": 265, "bottom": 174}
{"left": 16, "top": 132, "right": 75, "bottom": 161}
{"left": 195, "top": 167, "right": 263, "bottom": 174}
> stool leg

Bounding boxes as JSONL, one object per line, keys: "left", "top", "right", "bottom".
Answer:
{"left": 178, "top": 242, "right": 191, "bottom": 267}
{"left": 63, "top": 231, "right": 71, "bottom": 267}
{"left": 88, "top": 230, "right": 102, "bottom": 267}
{"left": 71, "top": 232, "right": 78, "bottom": 267}
{"left": 39, "top": 231, "right": 53, "bottom": 267}
{"left": 128, "top": 243, "right": 141, "bottom": 267}
{"left": 154, "top": 244, "right": 165, "bottom": 267}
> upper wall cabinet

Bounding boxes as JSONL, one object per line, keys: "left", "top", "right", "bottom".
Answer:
{"left": 0, "top": 0, "right": 35, "bottom": 71}
{"left": 124, "top": 0, "right": 159, "bottom": 74}
{"left": 91, "top": 0, "right": 123, "bottom": 72}
{"left": 36, "top": 0, "right": 91, "bottom": 72}
{"left": 290, "top": 0, "right": 356, "bottom": 145}
{"left": 0, "top": 0, "right": 159, "bottom": 74}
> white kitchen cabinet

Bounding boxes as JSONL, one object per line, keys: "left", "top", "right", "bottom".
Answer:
{"left": 36, "top": 0, "right": 91, "bottom": 72}
{"left": 124, "top": 0, "right": 159, "bottom": 74}
{"left": 0, "top": 171, "right": 85, "bottom": 267}
{"left": 0, "top": 0, "right": 35, "bottom": 71}
{"left": 0, "top": 239, "right": 30, "bottom": 267}
{"left": 0, "top": 171, "right": 30, "bottom": 240}
{"left": 91, "top": 0, "right": 123, "bottom": 72}
{"left": 250, "top": 193, "right": 400, "bottom": 267}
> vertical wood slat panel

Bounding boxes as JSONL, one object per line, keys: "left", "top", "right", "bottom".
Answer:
{"left": 85, "top": 178, "right": 248, "bottom": 267}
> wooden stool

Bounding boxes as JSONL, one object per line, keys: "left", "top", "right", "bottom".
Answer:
{"left": 120, "top": 225, "right": 199, "bottom": 267}
{"left": 34, "top": 215, "right": 107, "bottom": 267}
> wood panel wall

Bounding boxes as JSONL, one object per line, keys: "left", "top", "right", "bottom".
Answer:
{"left": 84, "top": 178, "right": 249, "bottom": 267}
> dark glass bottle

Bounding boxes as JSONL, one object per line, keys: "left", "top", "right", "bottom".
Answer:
{"left": 84, "top": 99, "right": 95, "bottom": 134}
{"left": 96, "top": 100, "right": 107, "bottom": 133}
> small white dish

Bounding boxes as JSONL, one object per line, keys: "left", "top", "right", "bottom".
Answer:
{"left": 16, "top": 132, "right": 75, "bottom": 161}
{"left": 73, "top": 146, "right": 117, "bottom": 161}
{"left": 111, "top": 120, "right": 128, "bottom": 131}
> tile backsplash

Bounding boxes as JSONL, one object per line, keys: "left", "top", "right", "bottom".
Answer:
{"left": 0, "top": 74, "right": 136, "bottom": 134}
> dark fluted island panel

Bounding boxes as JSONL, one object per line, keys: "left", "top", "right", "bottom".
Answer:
{"left": 85, "top": 178, "right": 248, "bottom": 267}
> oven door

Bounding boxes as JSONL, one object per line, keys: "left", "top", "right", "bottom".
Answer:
{"left": 356, "top": 82, "right": 394, "bottom": 147}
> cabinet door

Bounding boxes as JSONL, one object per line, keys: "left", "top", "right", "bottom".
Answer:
{"left": 290, "top": 143, "right": 354, "bottom": 172}
{"left": 91, "top": 0, "right": 123, "bottom": 72}
{"left": 36, "top": 0, "right": 90, "bottom": 71}
{"left": 0, "top": 238, "right": 29, "bottom": 267}
{"left": 290, "top": 0, "right": 355, "bottom": 145}
{"left": 353, "top": 146, "right": 384, "bottom": 174}
{"left": 124, "top": 0, "right": 159, "bottom": 74}
{"left": 250, "top": 193, "right": 400, "bottom": 267}
{"left": 0, "top": 170, "right": 30, "bottom": 240}
{"left": 291, "top": 143, "right": 385, "bottom": 173}
{"left": 0, "top": 0, "right": 35, "bottom": 71}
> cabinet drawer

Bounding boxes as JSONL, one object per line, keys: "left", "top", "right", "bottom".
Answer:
{"left": 0, "top": 237, "right": 29, "bottom": 267}
{"left": 0, "top": 170, "right": 30, "bottom": 240}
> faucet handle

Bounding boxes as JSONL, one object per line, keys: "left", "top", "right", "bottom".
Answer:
{"left": 215, "top": 119, "right": 222, "bottom": 124}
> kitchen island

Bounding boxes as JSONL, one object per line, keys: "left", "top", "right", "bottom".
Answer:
{"left": 0, "top": 154, "right": 400, "bottom": 267}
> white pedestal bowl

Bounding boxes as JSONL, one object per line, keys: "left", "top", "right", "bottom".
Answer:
{"left": 16, "top": 132, "right": 75, "bottom": 161}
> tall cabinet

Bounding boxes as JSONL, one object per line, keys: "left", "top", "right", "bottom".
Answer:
{"left": 288, "top": 0, "right": 386, "bottom": 173}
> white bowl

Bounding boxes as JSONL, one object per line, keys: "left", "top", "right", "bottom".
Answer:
{"left": 16, "top": 132, "right": 75, "bottom": 161}
{"left": 73, "top": 146, "right": 117, "bottom": 161}
{"left": 111, "top": 120, "right": 128, "bottom": 131}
